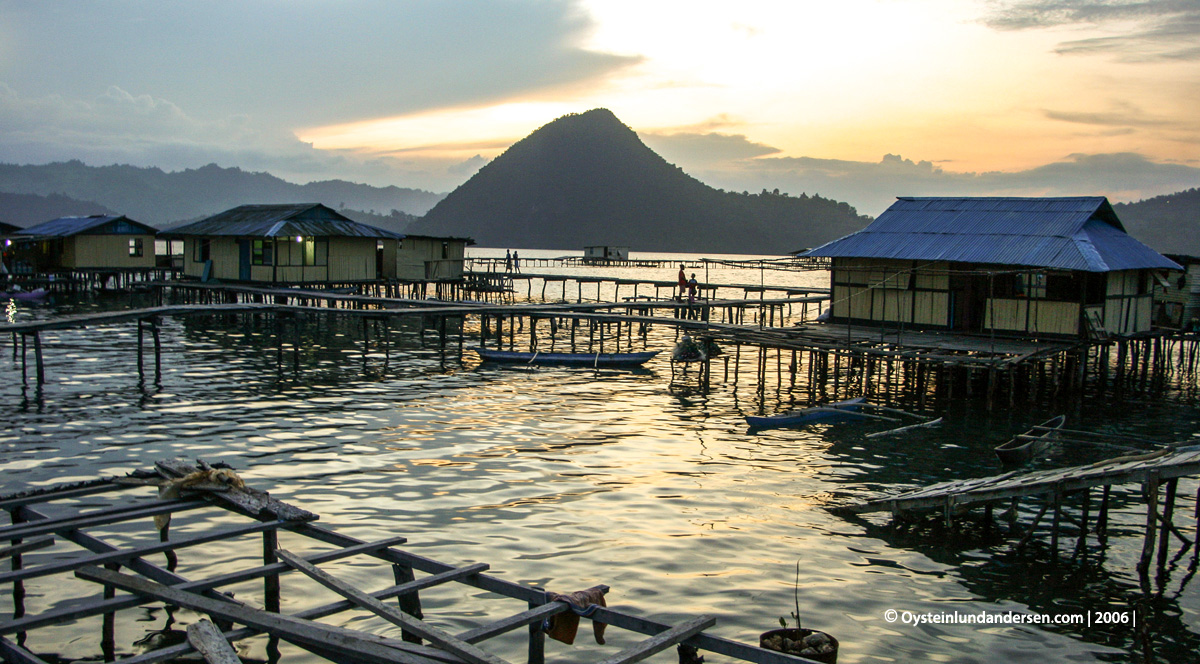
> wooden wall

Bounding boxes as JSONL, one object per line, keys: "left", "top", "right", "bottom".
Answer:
{"left": 831, "top": 259, "right": 950, "bottom": 327}
{"left": 64, "top": 234, "right": 157, "bottom": 269}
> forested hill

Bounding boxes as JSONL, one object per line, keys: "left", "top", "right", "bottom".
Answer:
{"left": 409, "top": 109, "right": 870, "bottom": 254}
{"left": 1114, "top": 188, "right": 1200, "bottom": 256}
{"left": 0, "top": 192, "right": 116, "bottom": 228}
{"left": 0, "top": 161, "right": 442, "bottom": 229}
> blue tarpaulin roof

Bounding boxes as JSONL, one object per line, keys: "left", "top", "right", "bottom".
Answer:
{"left": 164, "top": 204, "right": 405, "bottom": 240}
{"left": 16, "top": 215, "right": 156, "bottom": 238}
{"left": 803, "top": 197, "right": 1181, "bottom": 272}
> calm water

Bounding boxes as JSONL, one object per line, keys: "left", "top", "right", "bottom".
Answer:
{"left": 2, "top": 250, "right": 1198, "bottom": 663}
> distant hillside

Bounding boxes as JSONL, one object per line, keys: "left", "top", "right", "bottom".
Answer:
{"left": 0, "top": 192, "right": 116, "bottom": 228}
{"left": 0, "top": 161, "right": 443, "bottom": 228}
{"left": 1114, "top": 188, "right": 1200, "bottom": 256}
{"left": 409, "top": 109, "right": 870, "bottom": 254}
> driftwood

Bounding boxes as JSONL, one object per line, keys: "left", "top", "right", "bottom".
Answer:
{"left": 866, "top": 417, "right": 943, "bottom": 439}
{"left": 186, "top": 619, "right": 242, "bottom": 664}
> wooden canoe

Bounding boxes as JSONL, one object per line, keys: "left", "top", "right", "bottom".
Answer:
{"left": 746, "top": 397, "right": 868, "bottom": 428}
{"left": 994, "top": 415, "right": 1066, "bottom": 466}
{"left": 475, "top": 348, "right": 659, "bottom": 367}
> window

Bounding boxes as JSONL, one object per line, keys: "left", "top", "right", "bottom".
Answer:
{"left": 275, "top": 237, "right": 327, "bottom": 266}
{"left": 251, "top": 239, "right": 273, "bottom": 265}
{"left": 128, "top": 238, "right": 143, "bottom": 257}
{"left": 193, "top": 239, "right": 211, "bottom": 262}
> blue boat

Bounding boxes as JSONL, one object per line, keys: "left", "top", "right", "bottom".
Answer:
{"left": 476, "top": 348, "right": 659, "bottom": 367}
{"left": 746, "top": 397, "right": 869, "bottom": 428}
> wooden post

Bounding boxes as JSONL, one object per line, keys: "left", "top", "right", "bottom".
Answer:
{"left": 1137, "top": 473, "right": 1160, "bottom": 580}
{"left": 1157, "top": 478, "right": 1178, "bottom": 570}
{"left": 32, "top": 331, "right": 43, "bottom": 386}
{"left": 392, "top": 562, "right": 425, "bottom": 644}
{"left": 151, "top": 317, "right": 162, "bottom": 384}
{"left": 137, "top": 319, "right": 145, "bottom": 380}
{"left": 264, "top": 530, "right": 280, "bottom": 614}
{"left": 1098, "top": 485, "right": 1111, "bottom": 545}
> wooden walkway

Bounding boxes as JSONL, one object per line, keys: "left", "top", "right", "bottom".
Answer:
{"left": 0, "top": 459, "right": 816, "bottom": 664}
{"left": 846, "top": 446, "right": 1200, "bottom": 515}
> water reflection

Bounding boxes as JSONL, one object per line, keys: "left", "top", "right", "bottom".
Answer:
{"left": 0, "top": 289, "right": 1197, "bottom": 663}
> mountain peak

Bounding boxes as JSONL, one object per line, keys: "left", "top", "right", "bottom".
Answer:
{"left": 410, "top": 110, "right": 869, "bottom": 253}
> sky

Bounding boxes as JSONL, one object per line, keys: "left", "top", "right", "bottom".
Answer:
{"left": 1, "top": 0, "right": 1198, "bottom": 217}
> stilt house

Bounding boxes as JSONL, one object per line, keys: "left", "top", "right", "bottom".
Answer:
{"left": 1156, "top": 254, "right": 1200, "bottom": 330}
{"left": 802, "top": 197, "right": 1181, "bottom": 338}
{"left": 395, "top": 234, "right": 474, "bottom": 280}
{"left": 166, "top": 204, "right": 404, "bottom": 283}
{"left": 6, "top": 214, "right": 158, "bottom": 273}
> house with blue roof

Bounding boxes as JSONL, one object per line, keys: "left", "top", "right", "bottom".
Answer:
{"left": 7, "top": 214, "right": 158, "bottom": 273}
{"left": 802, "top": 197, "right": 1181, "bottom": 337}
{"left": 165, "top": 203, "right": 473, "bottom": 284}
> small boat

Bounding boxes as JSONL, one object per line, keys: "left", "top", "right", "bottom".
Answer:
{"left": 746, "top": 397, "right": 869, "bottom": 428}
{"left": 994, "top": 415, "right": 1066, "bottom": 466}
{"left": 0, "top": 288, "right": 48, "bottom": 302}
{"left": 475, "top": 348, "right": 659, "bottom": 367}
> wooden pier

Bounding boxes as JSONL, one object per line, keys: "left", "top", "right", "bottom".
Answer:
{"left": 0, "top": 459, "right": 817, "bottom": 664}
{"left": 841, "top": 446, "right": 1200, "bottom": 584}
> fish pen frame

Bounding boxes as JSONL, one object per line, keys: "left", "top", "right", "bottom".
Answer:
{"left": 1, "top": 459, "right": 820, "bottom": 664}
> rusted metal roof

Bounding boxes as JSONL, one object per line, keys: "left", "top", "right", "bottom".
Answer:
{"left": 13, "top": 215, "right": 156, "bottom": 238}
{"left": 803, "top": 197, "right": 1181, "bottom": 272}
{"left": 163, "top": 204, "right": 405, "bottom": 240}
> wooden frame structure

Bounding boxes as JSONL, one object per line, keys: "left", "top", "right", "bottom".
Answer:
{"left": 1, "top": 459, "right": 818, "bottom": 664}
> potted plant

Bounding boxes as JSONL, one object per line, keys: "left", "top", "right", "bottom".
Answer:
{"left": 759, "top": 562, "right": 839, "bottom": 663}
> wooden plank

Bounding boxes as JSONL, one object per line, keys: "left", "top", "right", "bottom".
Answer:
{"left": 114, "top": 561, "right": 490, "bottom": 664}
{"left": 0, "top": 536, "right": 408, "bottom": 636}
{"left": 154, "top": 459, "right": 317, "bottom": 523}
{"left": 0, "top": 536, "right": 53, "bottom": 560}
{"left": 0, "top": 499, "right": 205, "bottom": 541}
{"left": 596, "top": 615, "right": 715, "bottom": 664}
{"left": 0, "top": 636, "right": 51, "bottom": 664}
{"left": 276, "top": 548, "right": 510, "bottom": 664}
{"left": 0, "top": 519, "right": 286, "bottom": 585}
{"left": 186, "top": 620, "right": 242, "bottom": 664}
{"left": 74, "top": 566, "right": 448, "bottom": 664}
{"left": 455, "top": 603, "right": 567, "bottom": 644}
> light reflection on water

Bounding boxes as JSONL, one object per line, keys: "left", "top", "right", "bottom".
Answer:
{"left": 1, "top": 259, "right": 1198, "bottom": 663}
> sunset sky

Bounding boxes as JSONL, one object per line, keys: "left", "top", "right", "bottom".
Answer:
{"left": 1, "top": 0, "right": 1198, "bottom": 216}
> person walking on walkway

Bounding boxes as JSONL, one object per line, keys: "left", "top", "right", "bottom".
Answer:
{"left": 505, "top": 250, "right": 512, "bottom": 273}
{"left": 677, "top": 264, "right": 687, "bottom": 300}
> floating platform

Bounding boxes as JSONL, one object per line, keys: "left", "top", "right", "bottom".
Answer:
{"left": 0, "top": 459, "right": 817, "bottom": 664}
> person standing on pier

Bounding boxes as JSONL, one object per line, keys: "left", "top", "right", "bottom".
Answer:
{"left": 505, "top": 250, "right": 512, "bottom": 272}
{"left": 687, "top": 273, "right": 698, "bottom": 304}
{"left": 677, "top": 264, "right": 687, "bottom": 300}
{"left": 513, "top": 250, "right": 521, "bottom": 272}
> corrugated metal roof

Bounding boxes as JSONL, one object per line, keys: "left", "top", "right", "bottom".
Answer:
{"left": 803, "top": 197, "right": 1180, "bottom": 272}
{"left": 164, "top": 204, "right": 405, "bottom": 240}
{"left": 15, "top": 215, "right": 156, "bottom": 238}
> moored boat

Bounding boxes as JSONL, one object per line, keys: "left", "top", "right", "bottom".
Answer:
{"left": 746, "top": 397, "right": 868, "bottom": 428}
{"left": 994, "top": 415, "right": 1066, "bottom": 466}
{"left": 475, "top": 348, "right": 658, "bottom": 367}
{"left": 0, "top": 287, "right": 48, "bottom": 302}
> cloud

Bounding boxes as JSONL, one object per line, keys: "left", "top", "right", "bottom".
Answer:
{"left": 983, "top": 0, "right": 1200, "bottom": 61}
{"left": 639, "top": 130, "right": 780, "bottom": 167}
{"left": 0, "top": 1, "right": 639, "bottom": 127}
{"left": 0, "top": 83, "right": 470, "bottom": 191}
{"left": 687, "top": 151, "right": 1200, "bottom": 216}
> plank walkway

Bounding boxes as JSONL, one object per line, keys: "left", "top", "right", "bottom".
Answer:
{"left": 845, "top": 446, "right": 1200, "bottom": 515}
{"left": 0, "top": 459, "right": 818, "bottom": 664}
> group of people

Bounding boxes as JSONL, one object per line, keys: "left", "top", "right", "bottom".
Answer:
{"left": 504, "top": 249, "right": 521, "bottom": 273}
{"left": 677, "top": 264, "right": 698, "bottom": 304}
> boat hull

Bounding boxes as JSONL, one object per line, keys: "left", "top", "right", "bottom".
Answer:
{"left": 746, "top": 397, "right": 868, "bottom": 428}
{"left": 475, "top": 348, "right": 659, "bottom": 367}
{"left": 994, "top": 415, "right": 1066, "bottom": 466}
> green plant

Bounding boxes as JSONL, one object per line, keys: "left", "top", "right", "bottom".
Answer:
{"left": 777, "top": 561, "right": 802, "bottom": 630}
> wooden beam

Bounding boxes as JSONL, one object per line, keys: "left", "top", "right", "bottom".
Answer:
{"left": 0, "top": 536, "right": 53, "bottom": 560}
{"left": 186, "top": 620, "right": 242, "bottom": 664}
{"left": 276, "top": 549, "right": 510, "bottom": 664}
{"left": 74, "top": 566, "right": 453, "bottom": 664}
{"left": 595, "top": 615, "right": 715, "bottom": 664}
